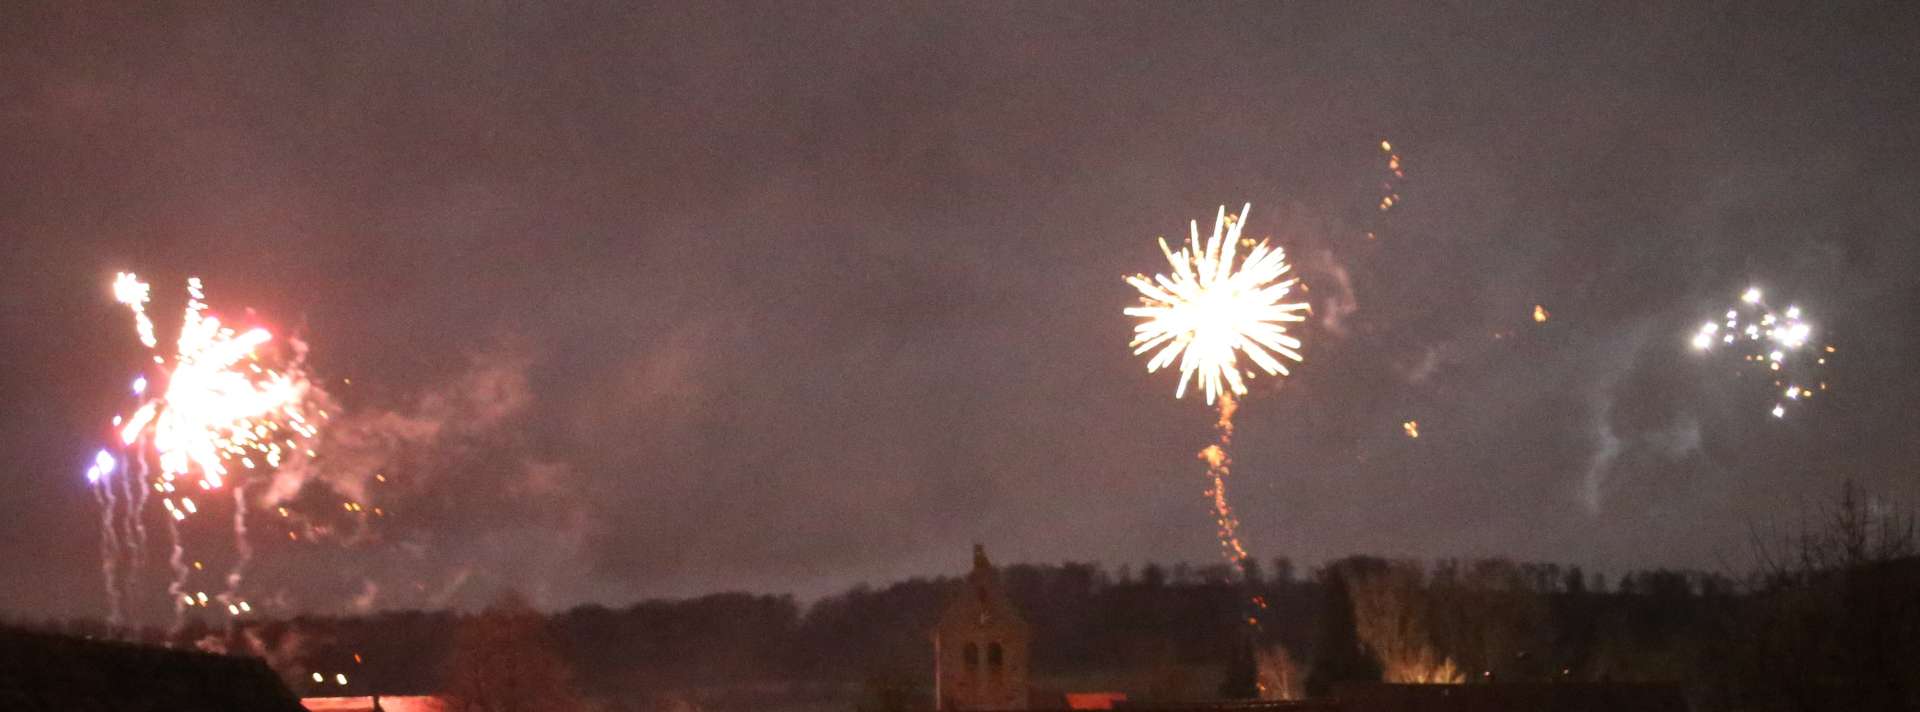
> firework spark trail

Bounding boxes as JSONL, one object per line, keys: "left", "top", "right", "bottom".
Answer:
{"left": 1378, "top": 140, "right": 1404, "bottom": 213}
{"left": 1126, "top": 204, "right": 1309, "bottom": 658}
{"left": 87, "top": 451, "right": 124, "bottom": 626}
{"left": 114, "top": 272, "right": 157, "bottom": 351}
{"left": 97, "top": 272, "right": 325, "bottom": 625}
{"left": 223, "top": 483, "right": 252, "bottom": 611}
{"left": 126, "top": 440, "right": 151, "bottom": 616}
{"left": 115, "top": 392, "right": 150, "bottom": 623}
{"left": 1363, "top": 138, "right": 1409, "bottom": 247}
{"left": 166, "top": 516, "right": 190, "bottom": 625}
{"left": 1199, "top": 394, "right": 1248, "bottom": 565}
{"left": 116, "top": 440, "right": 146, "bottom": 628}
{"left": 1690, "top": 286, "right": 1831, "bottom": 418}
{"left": 118, "top": 441, "right": 141, "bottom": 604}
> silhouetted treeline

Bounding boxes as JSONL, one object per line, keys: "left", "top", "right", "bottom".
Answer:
{"left": 1302, "top": 483, "right": 1920, "bottom": 712}
{"left": 19, "top": 485, "right": 1916, "bottom": 712}
{"left": 19, "top": 557, "right": 1727, "bottom": 705}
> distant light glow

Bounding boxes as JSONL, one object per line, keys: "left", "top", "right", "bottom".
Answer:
{"left": 1691, "top": 323, "right": 1716, "bottom": 350}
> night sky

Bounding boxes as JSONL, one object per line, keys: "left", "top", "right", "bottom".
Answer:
{"left": 3, "top": 2, "right": 1917, "bottom": 620}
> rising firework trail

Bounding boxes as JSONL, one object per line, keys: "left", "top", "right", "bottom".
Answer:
{"left": 1125, "top": 202, "right": 1308, "bottom": 586}
{"left": 95, "top": 272, "right": 325, "bottom": 627}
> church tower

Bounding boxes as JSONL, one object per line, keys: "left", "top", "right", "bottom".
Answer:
{"left": 932, "top": 545, "right": 1031, "bottom": 710}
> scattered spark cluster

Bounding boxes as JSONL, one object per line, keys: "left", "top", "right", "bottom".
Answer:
{"left": 1402, "top": 420, "right": 1420, "bottom": 439}
{"left": 1364, "top": 139, "right": 1409, "bottom": 243}
{"left": 91, "top": 272, "right": 327, "bottom": 625}
{"left": 1690, "top": 286, "right": 1833, "bottom": 418}
{"left": 1378, "top": 140, "right": 1404, "bottom": 212}
{"left": 1126, "top": 204, "right": 1309, "bottom": 405}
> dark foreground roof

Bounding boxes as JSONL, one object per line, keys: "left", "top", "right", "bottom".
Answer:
{"left": 1025, "top": 684, "right": 1685, "bottom": 712}
{"left": 0, "top": 626, "right": 306, "bottom": 712}
{"left": 1331, "top": 682, "right": 1688, "bottom": 712}
{"left": 1106, "top": 703, "right": 1340, "bottom": 712}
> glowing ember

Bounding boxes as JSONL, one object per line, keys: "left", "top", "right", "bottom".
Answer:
{"left": 1377, "top": 140, "right": 1405, "bottom": 214}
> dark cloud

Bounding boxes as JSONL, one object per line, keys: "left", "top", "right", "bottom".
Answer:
{"left": 2, "top": 1, "right": 1918, "bottom": 618}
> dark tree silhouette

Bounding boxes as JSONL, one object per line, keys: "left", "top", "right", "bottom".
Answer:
{"left": 1217, "top": 635, "right": 1260, "bottom": 699}
{"left": 1270, "top": 557, "right": 1295, "bottom": 586}
{"left": 1305, "top": 558, "right": 1383, "bottom": 696}
{"left": 1141, "top": 564, "right": 1167, "bottom": 589}
{"left": 72, "top": 550, "right": 1870, "bottom": 711}
{"left": 1239, "top": 557, "right": 1264, "bottom": 586}
{"left": 1717, "top": 481, "right": 1920, "bottom": 712}
{"left": 444, "top": 591, "right": 588, "bottom": 712}
{"left": 854, "top": 669, "right": 921, "bottom": 712}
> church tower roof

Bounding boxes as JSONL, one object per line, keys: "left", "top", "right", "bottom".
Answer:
{"left": 935, "top": 544, "right": 1030, "bottom": 637}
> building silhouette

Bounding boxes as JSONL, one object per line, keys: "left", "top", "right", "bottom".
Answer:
{"left": 932, "top": 545, "right": 1032, "bottom": 710}
{"left": 0, "top": 625, "right": 307, "bottom": 711}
